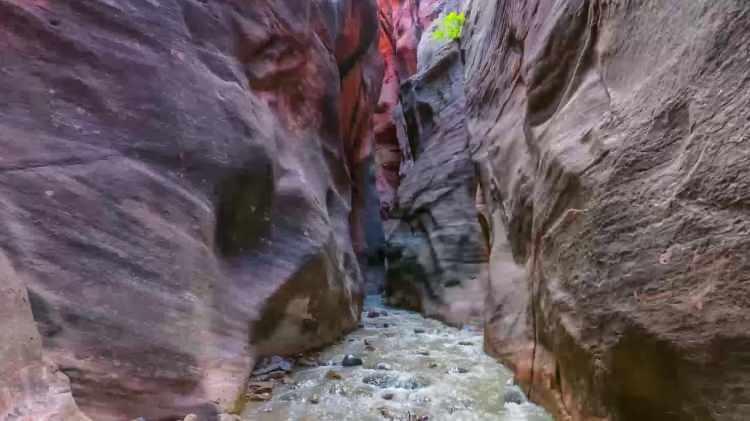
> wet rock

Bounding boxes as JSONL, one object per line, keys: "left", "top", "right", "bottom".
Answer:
{"left": 246, "top": 381, "right": 274, "bottom": 402}
{"left": 449, "top": 367, "right": 469, "bottom": 374}
{"left": 457, "top": 341, "right": 473, "bottom": 346}
{"left": 428, "top": 362, "right": 439, "bottom": 369}
{"left": 415, "top": 350, "right": 430, "bottom": 356}
{"left": 365, "top": 345, "right": 376, "bottom": 352}
{"left": 296, "top": 357, "right": 319, "bottom": 368}
{"left": 252, "top": 356, "right": 293, "bottom": 376}
{"left": 342, "top": 354, "right": 363, "bottom": 367}
{"left": 382, "top": 392, "right": 395, "bottom": 400}
{"left": 325, "top": 370, "right": 343, "bottom": 380}
{"left": 309, "top": 394, "right": 320, "bottom": 404}
{"left": 414, "top": 329, "right": 426, "bottom": 334}
{"left": 376, "top": 362, "right": 392, "bottom": 370}
{"left": 503, "top": 387, "right": 526, "bottom": 405}
{"left": 367, "top": 311, "right": 381, "bottom": 318}
{"left": 382, "top": 323, "right": 390, "bottom": 328}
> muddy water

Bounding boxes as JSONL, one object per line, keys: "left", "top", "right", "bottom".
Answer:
{"left": 243, "top": 296, "right": 553, "bottom": 421}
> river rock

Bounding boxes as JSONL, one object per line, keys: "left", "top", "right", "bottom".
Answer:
{"left": 325, "top": 370, "right": 343, "bottom": 381}
{"left": 252, "top": 356, "right": 293, "bottom": 376}
{"left": 382, "top": 392, "right": 395, "bottom": 401}
{"left": 376, "top": 363, "right": 392, "bottom": 371}
{"left": 342, "top": 355, "right": 364, "bottom": 367}
{"left": 503, "top": 387, "right": 526, "bottom": 406}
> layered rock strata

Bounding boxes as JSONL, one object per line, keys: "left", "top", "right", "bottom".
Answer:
{"left": 0, "top": 1, "right": 381, "bottom": 419}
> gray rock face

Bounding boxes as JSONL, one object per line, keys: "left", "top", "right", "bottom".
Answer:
{"left": 383, "top": 36, "right": 488, "bottom": 326}
{"left": 0, "top": 1, "right": 381, "bottom": 420}
{"left": 463, "top": 0, "right": 750, "bottom": 420}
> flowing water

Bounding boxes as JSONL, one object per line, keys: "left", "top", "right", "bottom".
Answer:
{"left": 243, "top": 296, "right": 553, "bottom": 421}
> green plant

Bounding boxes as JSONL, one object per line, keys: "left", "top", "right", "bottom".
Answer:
{"left": 432, "top": 11, "right": 466, "bottom": 41}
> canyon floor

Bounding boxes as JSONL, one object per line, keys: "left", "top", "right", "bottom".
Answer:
{"left": 242, "top": 296, "right": 553, "bottom": 421}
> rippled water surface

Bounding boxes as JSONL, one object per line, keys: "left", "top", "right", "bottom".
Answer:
{"left": 243, "top": 296, "right": 553, "bottom": 421}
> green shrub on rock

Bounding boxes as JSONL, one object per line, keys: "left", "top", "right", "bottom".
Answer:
{"left": 433, "top": 11, "right": 466, "bottom": 41}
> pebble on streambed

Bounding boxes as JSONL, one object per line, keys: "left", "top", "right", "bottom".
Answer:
{"left": 342, "top": 354, "right": 363, "bottom": 366}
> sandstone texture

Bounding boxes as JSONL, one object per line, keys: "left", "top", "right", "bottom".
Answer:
{"left": 376, "top": 0, "right": 488, "bottom": 325}
{"left": 0, "top": 1, "right": 380, "bottom": 419}
{"left": 463, "top": 0, "right": 750, "bottom": 420}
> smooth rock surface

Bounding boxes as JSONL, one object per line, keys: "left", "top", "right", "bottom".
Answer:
{"left": 0, "top": 1, "right": 381, "bottom": 419}
{"left": 463, "top": 0, "right": 750, "bottom": 420}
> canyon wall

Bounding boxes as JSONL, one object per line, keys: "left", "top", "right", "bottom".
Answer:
{"left": 0, "top": 1, "right": 381, "bottom": 419}
{"left": 463, "top": 0, "right": 750, "bottom": 420}
{"left": 376, "top": 0, "right": 489, "bottom": 325}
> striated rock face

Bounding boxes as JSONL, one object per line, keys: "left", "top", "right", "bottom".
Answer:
{"left": 374, "top": 0, "right": 487, "bottom": 325}
{"left": 374, "top": 0, "right": 444, "bottom": 217}
{"left": 374, "top": 0, "right": 487, "bottom": 323}
{"left": 0, "top": 1, "right": 381, "bottom": 420}
{"left": 384, "top": 38, "right": 488, "bottom": 325}
{"left": 464, "top": 0, "right": 750, "bottom": 420}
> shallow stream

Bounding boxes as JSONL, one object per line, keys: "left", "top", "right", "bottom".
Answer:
{"left": 243, "top": 296, "right": 553, "bottom": 421}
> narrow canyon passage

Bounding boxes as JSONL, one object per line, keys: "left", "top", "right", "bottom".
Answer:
{"left": 243, "top": 296, "right": 553, "bottom": 421}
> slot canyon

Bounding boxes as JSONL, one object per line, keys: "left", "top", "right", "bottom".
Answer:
{"left": 1, "top": 1, "right": 748, "bottom": 420}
